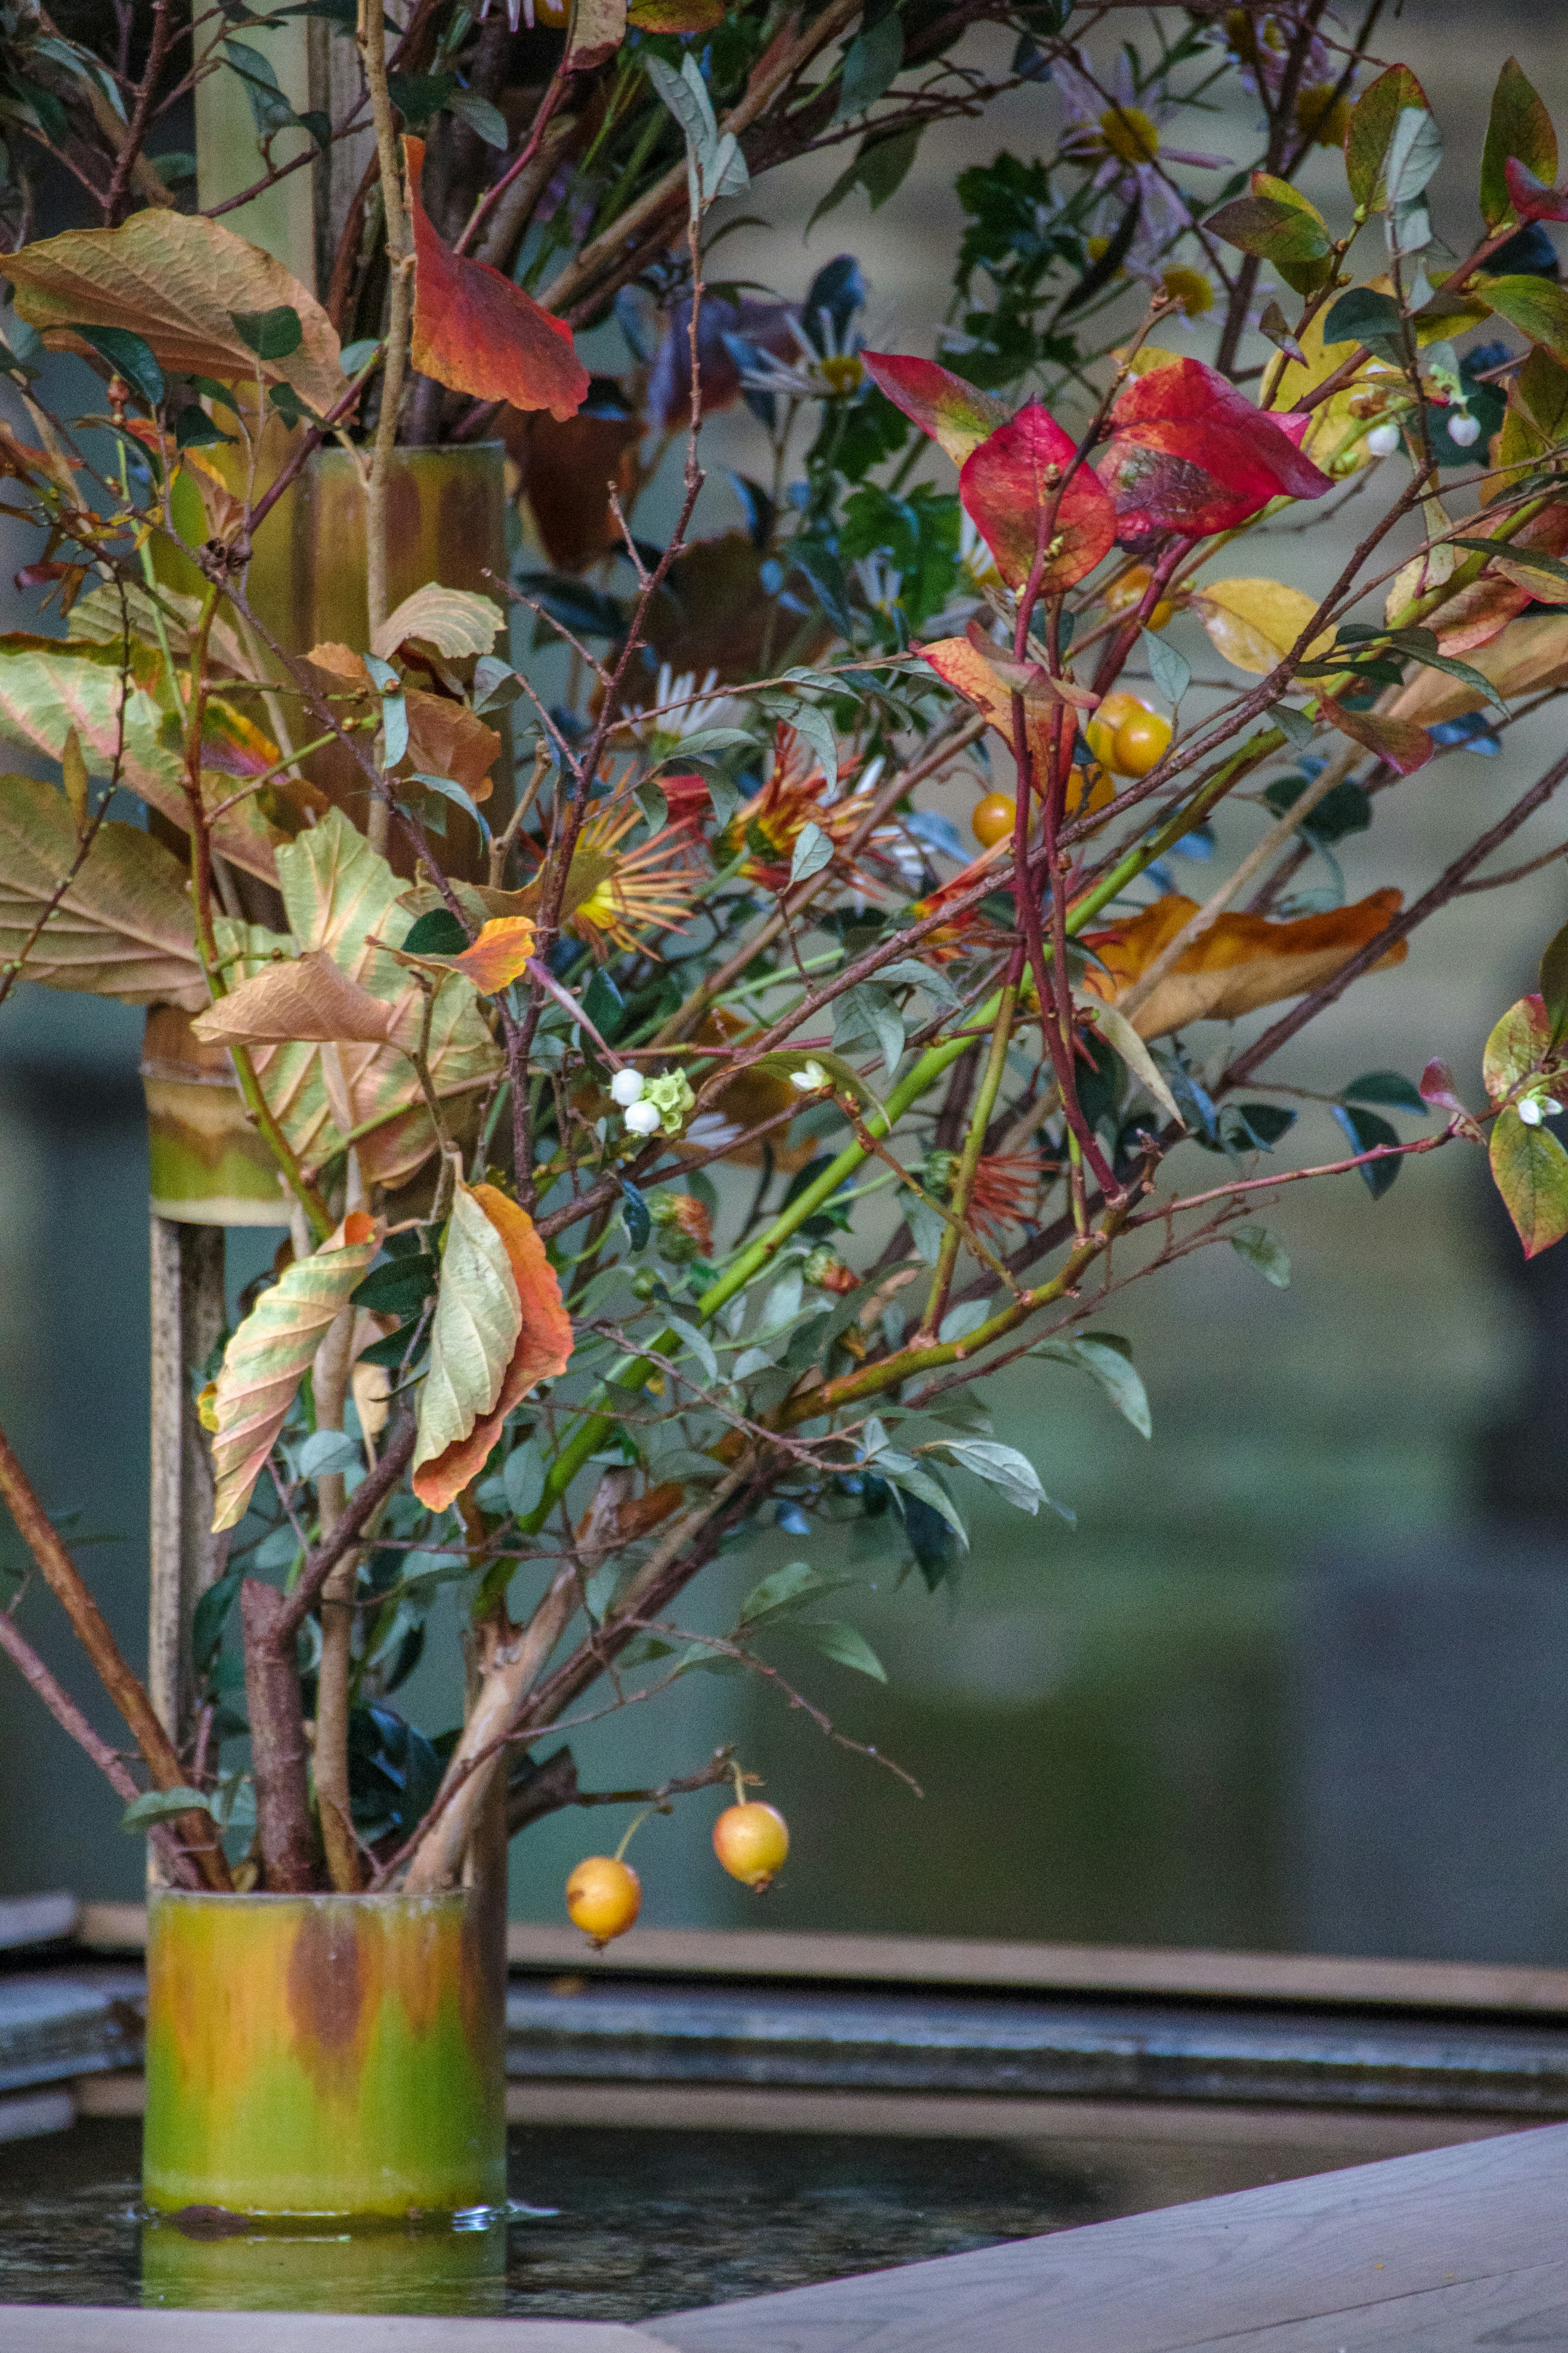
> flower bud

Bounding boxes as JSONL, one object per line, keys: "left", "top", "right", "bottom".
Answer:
{"left": 624, "top": 1098, "right": 662, "bottom": 1136}
{"left": 1365, "top": 421, "right": 1402, "bottom": 458}
{"left": 1447, "top": 411, "right": 1481, "bottom": 448}
{"left": 610, "top": 1067, "right": 646, "bottom": 1107}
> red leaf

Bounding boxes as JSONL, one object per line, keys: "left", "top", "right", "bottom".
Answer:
{"left": 405, "top": 136, "right": 588, "bottom": 424}
{"left": 1505, "top": 157, "right": 1568, "bottom": 223}
{"left": 958, "top": 402, "right": 1116, "bottom": 593}
{"left": 1096, "top": 357, "right": 1332, "bottom": 547}
{"left": 860, "top": 353, "right": 1011, "bottom": 465}
{"left": 1319, "top": 696, "right": 1433, "bottom": 775}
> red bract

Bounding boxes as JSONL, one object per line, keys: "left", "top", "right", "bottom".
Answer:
{"left": 959, "top": 401, "right": 1117, "bottom": 593}
{"left": 860, "top": 352, "right": 1011, "bottom": 465}
{"left": 1096, "top": 357, "right": 1332, "bottom": 548}
{"left": 406, "top": 136, "right": 588, "bottom": 424}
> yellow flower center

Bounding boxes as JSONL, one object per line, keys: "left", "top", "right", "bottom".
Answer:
{"left": 818, "top": 353, "right": 864, "bottom": 397}
{"left": 1099, "top": 105, "right": 1160, "bottom": 165}
{"left": 1160, "top": 265, "right": 1214, "bottom": 317}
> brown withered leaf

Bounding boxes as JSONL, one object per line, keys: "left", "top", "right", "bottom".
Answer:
{"left": 192, "top": 947, "right": 396, "bottom": 1048}
{"left": 642, "top": 533, "right": 833, "bottom": 687}
{"left": 1390, "top": 611, "right": 1568, "bottom": 725}
{"left": 0, "top": 209, "right": 345, "bottom": 415}
{"left": 1319, "top": 698, "right": 1432, "bottom": 775}
{"left": 0, "top": 773, "right": 207, "bottom": 1008}
{"left": 1086, "top": 889, "right": 1407, "bottom": 1039}
{"left": 405, "top": 689, "right": 502, "bottom": 801}
{"left": 503, "top": 404, "right": 640, "bottom": 573}
{"left": 566, "top": 0, "right": 626, "bottom": 71}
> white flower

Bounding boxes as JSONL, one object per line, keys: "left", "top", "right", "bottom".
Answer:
{"left": 623, "top": 665, "right": 741, "bottom": 747}
{"left": 610, "top": 1067, "right": 646, "bottom": 1107}
{"left": 1365, "top": 421, "right": 1402, "bottom": 458}
{"left": 1448, "top": 412, "right": 1481, "bottom": 448}
{"left": 790, "top": 1060, "right": 830, "bottom": 1093}
{"left": 624, "top": 1099, "right": 662, "bottom": 1136}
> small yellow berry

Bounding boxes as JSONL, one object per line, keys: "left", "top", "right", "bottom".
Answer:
{"left": 713, "top": 1802, "right": 790, "bottom": 1891}
{"left": 1111, "top": 709, "right": 1174, "bottom": 778}
{"left": 1085, "top": 689, "right": 1153, "bottom": 772}
{"left": 971, "top": 792, "right": 1017, "bottom": 848}
{"left": 565, "top": 1856, "right": 641, "bottom": 1948}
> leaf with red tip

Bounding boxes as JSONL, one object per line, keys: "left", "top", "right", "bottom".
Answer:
{"left": 959, "top": 402, "right": 1116, "bottom": 592}
{"left": 1419, "top": 1056, "right": 1465, "bottom": 1114}
{"left": 1096, "top": 357, "right": 1332, "bottom": 547}
{"left": 406, "top": 136, "right": 588, "bottom": 423}
{"left": 860, "top": 353, "right": 1011, "bottom": 465}
{"left": 1319, "top": 696, "right": 1433, "bottom": 775}
{"left": 1503, "top": 158, "right": 1568, "bottom": 223}
{"left": 1482, "top": 58, "right": 1559, "bottom": 227}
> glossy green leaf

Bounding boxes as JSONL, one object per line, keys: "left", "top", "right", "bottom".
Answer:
{"left": 1481, "top": 57, "right": 1557, "bottom": 229}
{"left": 787, "top": 1619, "right": 887, "bottom": 1681}
{"left": 1030, "top": 1332, "right": 1152, "bottom": 1438}
{"left": 1539, "top": 917, "right": 1568, "bottom": 1049}
{"left": 120, "top": 1786, "right": 214, "bottom": 1831}
{"left": 1345, "top": 63, "right": 1430, "bottom": 212}
{"left": 1490, "top": 1104, "right": 1568, "bottom": 1257}
{"left": 1341, "top": 1069, "right": 1429, "bottom": 1115}
{"left": 1330, "top": 1102, "right": 1402, "bottom": 1196}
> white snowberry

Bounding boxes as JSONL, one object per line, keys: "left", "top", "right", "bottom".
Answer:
{"left": 1365, "top": 421, "right": 1402, "bottom": 458}
{"left": 610, "top": 1067, "right": 646, "bottom": 1107}
{"left": 1447, "top": 411, "right": 1481, "bottom": 448}
{"left": 624, "top": 1098, "right": 662, "bottom": 1136}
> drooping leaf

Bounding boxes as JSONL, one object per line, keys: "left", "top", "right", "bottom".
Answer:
{"left": 566, "top": 0, "right": 626, "bottom": 71}
{"left": 1501, "top": 159, "right": 1568, "bottom": 226}
{"left": 437, "top": 915, "right": 537, "bottom": 995}
{"left": 1341, "top": 1068, "right": 1429, "bottom": 1115}
{"left": 1084, "top": 889, "right": 1407, "bottom": 1039}
{"left": 0, "top": 774, "right": 206, "bottom": 1007}
{"left": 412, "top": 1182, "right": 572, "bottom": 1510}
{"left": 859, "top": 352, "right": 1011, "bottom": 466}
{"left": 403, "top": 691, "right": 503, "bottom": 801}
{"left": 1481, "top": 59, "right": 1558, "bottom": 230}
{"left": 1483, "top": 993, "right": 1552, "bottom": 1104}
{"left": 1096, "top": 357, "right": 1333, "bottom": 547}
{"left": 0, "top": 210, "right": 345, "bottom": 414}
{"left": 958, "top": 401, "right": 1116, "bottom": 592}
{"left": 192, "top": 948, "right": 396, "bottom": 1047}
{"left": 1490, "top": 1104, "right": 1568, "bottom": 1258}
{"left": 785, "top": 1619, "right": 887, "bottom": 1681}
{"left": 1029, "top": 1332, "right": 1152, "bottom": 1438}
{"left": 209, "top": 1213, "right": 379, "bottom": 1529}
{"left": 1079, "top": 997, "right": 1183, "bottom": 1126}
{"left": 1329, "top": 1101, "right": 1403, "bottom": 1196}
{"left": 405, "top": 135, "right": 587, "bottom": 422}
{"left": 120, "top": 1786, "right": 215, "bottom": 1831}
{"left": 372, "top": 582, "right": 504, "bottom": 663}
{"left": 0, "top": 636, "right": 281, "bottom": 881}
{"left": 1190, "top": 577, "right": 1332, "bottom": 675}
{"left": 1318, "top": 696, "right": 1433, "bottom": 775}
{"left": 1229, "top": 1224, "right": 1291, "bottom": 1286}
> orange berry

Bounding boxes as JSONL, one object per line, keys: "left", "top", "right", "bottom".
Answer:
{"left": 1085, "top": 691, "right": 1151, "bottom": 771}
{"left": 1110, "top": 709, "right": 1173, "bottom": 777}
{"left": 1065, "top": 762, "right": 1115, "bottom": 818}
{"left": 565, "top": 1855, "right": 641, "bottom": 1947}
{"left": 971, "top": 792, "right": 1017, "bottom": 848}
{"left": 713, "top": 1802, "right": 790, "bottom": 1890}
{"left": 1105, "top": 567, "right": 1154, "bottom": 615}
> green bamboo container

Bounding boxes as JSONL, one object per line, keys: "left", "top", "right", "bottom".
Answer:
{"left": 143, "top": 1889, "right": 506, "bottom": 2220}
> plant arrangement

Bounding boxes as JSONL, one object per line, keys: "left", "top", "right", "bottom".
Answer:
{"left": 1, "top": 0, "right": 1567, "bottom": 1932}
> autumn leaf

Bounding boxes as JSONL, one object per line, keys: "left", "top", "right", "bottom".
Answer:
{"left": 372, "top": 584, "right": 504, "bottom": 664}
{"left": 1319, "top": 697, "right": 1433, "bottom": 776}
{"left": 406, "top": 136, "right": 587, "bottom": 424}
{"left": 626, "top": 0, "right": 722, "bottom": 31}
{"left": 191, "top": 948, "right": 396, "bottom": 1048}
{"left": 405, "top": 691, "right": 503, "bottom": 801}
{"left": 1084, "top": 889, "right": 1407, "bottom": 1039}
{"left": 1189, "top": 578, "right": 1332, "bottom": 674}
{"left": 1096, "top": 357, "right": 1332, "bottom": 546}
{"left": 1482, "top": 993, "right": 1552, "bottom": 1105}
{"left": 1390, "top": 612, "right": 1568, "bottom": 725}
{"left": 959, "top": 402, "right": 1117, "bottom": 593}
{"left": 0, "top": 635, "right": 281, "bottom": 881}
{"left": 566, "top": 0, "right": 626, "bottom": 71}
{"left": 209, "top": 1213, "right": 379, "bottom": 1529}
{"left": 0, "top": 210, "right": 345, "bottom": 415}
{"left": 1490, "top": 1106, "right": 1568, "bottom": 1258}
{"left": 413, "top": 1183, "right": 572, "bottom": 1511}
{"left": 1423, "top": 504, "right": 1568, "bottom": 652}
{"left": 441, "top": 916, "right": 538, "bottom": 994}
{"left": 0, "top": 774, "right": 207, "bottom": 1008}
{"left": 859, "top": 353, "right": 1011, "bottom": 465}
{"left": 1481, "top": 58, "right": 1558, "bottom": 229}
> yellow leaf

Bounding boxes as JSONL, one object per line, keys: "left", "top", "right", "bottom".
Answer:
{"left": 0, "top": 773, "right": 205, "bottom": 1007}
{"left": 1390, "top": 611, "right": 1568, "bottom": 725}
{"left": 1084, "top": 890, "right": 1408, "bottom": 1039}
{"left": 1189, "top": 578, "right": 1332, "bottom": 674}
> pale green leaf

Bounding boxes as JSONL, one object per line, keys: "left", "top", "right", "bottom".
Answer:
{"left": 1230, "top": 1224, "right": 1291, "bottom": 1287}
{"left": 372, "top": 583, "right": 504, "bottom": 663}
{"left": 0, "top": 774, "right": 206, "bottom": 1007}
{"left": 119, "top": 1786, "right": 214, "bottom": 1831}
{"left": 787, "top": 1619, "right": 887, "bottom": 1681}
{"left": 1031, "top": 1332, "right": 1152, "bottom": 1438}
{"left": 412, "top": 1183, "right": 523, "bottom": 1482}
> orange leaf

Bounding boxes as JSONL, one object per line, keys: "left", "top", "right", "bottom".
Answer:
{"left": 1085, "top": 889, "right": 1407, "bottom": 1038}
{"left": 406, "top": 136, "right": 588, "bottom": 424}
{"left": 404, "top": 688, "right": 502, "bottom": 801}
{"left": 448, "top": 915, "right": 538, "bottom": 993}
{"left": 411, "top": 1182, "right": 572, "bottom": 1512}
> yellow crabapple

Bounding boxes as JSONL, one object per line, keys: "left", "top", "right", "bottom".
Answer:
{"left": 565, "top": 1855, "right": 641, "bottom": 1947}
{"left": 713, "top": 1802, "right": 790, "bottom": 1891}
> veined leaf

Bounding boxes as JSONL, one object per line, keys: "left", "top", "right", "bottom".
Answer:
{"left": 1390, "top": 613, "right": 1568, "bottom": 725}
{"left": 1540, "top": 919, "right": 1568, "bottom": 1049}
{"left": 786, "top": 1619, "right": 887, "bottom": 1682}
{"left": 1030, "top": 1332, "right": 1152, "bottom": 1439}
{"left": 0, "top": 208, "right": 344, "bottom": 413}
{"left": 1230, "top": 1224, "right": 1291, "bottom": 1286}
{"left": 923, "top": 1436, "right": 1071, "bottom": 1521}
{"left": 1345, "top": 64, "right": 1430, "bottom": 213}
{"left": 1190, "top": 578, "right": 1332, "bottom": 675}
{"left": 0, "top": 773, "right": 206, "bottom": 1007}
{"left": 372, "top": 582, "right": 504, "bottom": 663}
{"left": 192, "top": 948, "right": 395, "bottom": 1047}
{"left": 1483, "top": 993, "right": 1552, "bottom": 1104}
{"left": 412, "top": 1183, "right": 572, "bottom": 1511}
{"left": 209, "top": 1213, "right": 379, "bottom": 1530}
{"left": 1096, "top": 356, "right": 1332, "bottom": 548}
{"left": 1084, "top": 890, "right": 1408, "bottom": 1040}
{"left": 1481, "top": 58, "right": 1558, "bottom": 229}
{"left": 860, "top": 352, "right": 1011, "bottom": 465}
{"left": 1490, "top": 1104, "right": 1568, "bottom": 1258}
{"left": 1479, "top": 275, "right": 1568, "bottom": 368}
{"left": 960, "top": 401, "right": 1116, "bottom": 593}
{"left": 406, "top": 135, "right": 586, "bottom": 422}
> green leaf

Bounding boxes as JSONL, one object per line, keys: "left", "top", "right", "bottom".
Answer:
{"left": 835, "top": 10, "right": 902, "bottom": 122}
{"left": 808, "top": 124, "right": 921, "bottom": 232}
{"left": 789, "top": 820, "right": 834, "bottom": 886}
{"left": 119, "top": 1786, "right": 214, "bottom": 1832}
{"left": 1481, "top": 57, "right": 1557, "bottom": 229}
{"left": 230, "top": 303, "right": 303, "bottom": 361}
{"left": 403, "top": 908, "right": 469, "bottom": 958}
{"left": 1345, "top": 63, "right": 1430, "bottom": 212}
{"left": 209, "top": 1222, "right": 379, "bottom": 1530}
{"left": 1479, "top": 275, "right": 1568, "bottom": 367}
{"left": 1383, "top": 627, "right": 1509, "bottom": 716}
{"left": 412, "top": 1185, "right": 523, "bottom": 1488}
{"left": 1143, "top": 630, "right": 1190, "bottom": 709}
{"left": 72, "top": 322, "right": 164, "bottom": 407}
{"left": 1205, "top": 189, "right": 1331, "bottom": 292}
{"left": 1483, "top": 994, "right": 1552, "bottom": 1104}
{"left": 192, "top": 1567, "right": 243, "bottom": 1673}
{"left": 923, "top": 1436, "right": 1057, "bottom": 1518}
{"left": 1030, "top": 1333, "right": 1151, "bottom": 1438}
{"left": 1230, "top": 1224, "right": 1291, "bottom": 1287}
{"left": 740, "top": 1561, "right": 851, "bottom": 1625}
{"left": 1321, "top": 286, "right": 1406, "bottom": 366}
{"left": 1490, "top": 1104, "right": 1568, "bottom": 1257}
{"left": 1540, "top": 918, "right": 1568, "bottom": 1049}
{"left": 665, "top": 1313, "right": 718, "bottom": 1385}
{"left": 503, "top": 1436, "right": 546, "bottom": 1519}
{"left": 1080, "top": 999, "right": 1183, "bottom": 1129}
{"left": 1330, "top": 1102, "right": 1402, "bottom": 1197}
{"left": 877, "top": 957, "right": 961, "bottom": 1010}
{"left": 787, "top": 1619, "right": 887, "bottom": 1681}
{"left": 1341, "top": 1069, "right": 1429, "bottom": 1115}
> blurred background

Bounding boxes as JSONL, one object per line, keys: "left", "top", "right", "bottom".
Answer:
{"left": 4, "top": 0, "right": 1568, "bottom": 1965}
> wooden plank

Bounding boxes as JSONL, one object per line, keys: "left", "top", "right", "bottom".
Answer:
{"left": 1178, "top": 2256, "right": 1568, "bottom": 2350}
{"left": 0, "top": 1894, "right": 78, "bottom": 1952}
{"left": 71, "top": 1909, "right": 1568, "bottom": 2017}
{"left": 2, "top": 2313, "right": 661, "bottom": 2352}
{"left": 645, "top": 2118, "right": 1568, "bottom": 2353}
